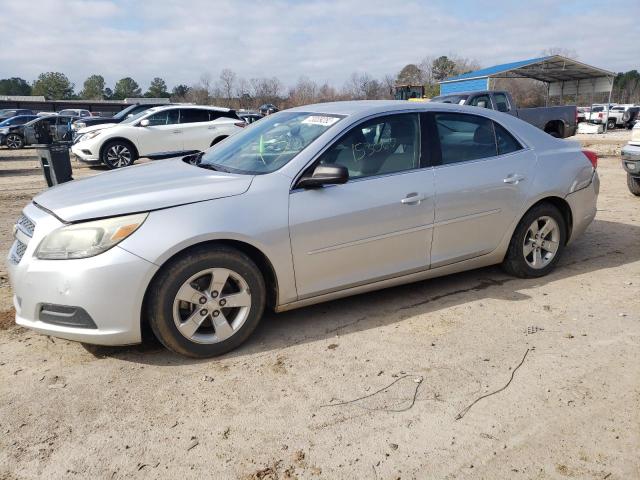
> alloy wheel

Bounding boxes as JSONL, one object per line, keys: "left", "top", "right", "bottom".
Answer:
{"left": 523, "top": 216, "right": 560, "bottom": 269}
{"left": 6, "top": 134, "right": 23, "bottom": 149}
{"left": 106, "top": 144, "right": 132, "bottom": 167}
{"left": 172, "top": 268, "right": 252, "bottom": 344}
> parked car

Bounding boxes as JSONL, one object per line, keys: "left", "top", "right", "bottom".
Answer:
{"left": 430, "top": 90, "right": 577, "bottom": 138}
{"left": 0, "top": 108, "right": 35, "bottom": 122}
{"left": 58, "top": 109, "right": 92, "bottom": 118}
{"left": 1, "top": 114, "right": 77, "bottom": 149}
{"left": 621, "top": 121, "right": 640, "bottom": 195}
{"left": 71, "top": 103, "right": 170, "bottom": 131}
{"left": 585, "top": 104, "right": 617, "bottom": 129}
{"left": 259, "top": 104, "right": 279, "bottom": 115}
{"left": 0, "top": 115, "right": 39, "bottom": 148}
{"left": 7, "top": 101, "right": 599, "bottom": 357}
{"left": 606, "top": 105, "right": 636, "bottom": 129}
{"left": 577, "top": 107, "right": 590, "bottom": 123}
{"left": 72, "top": 105, "right": 245, "bottom": 169}
{"left": 238, "top": 111, "right": 263, "bottom": 124}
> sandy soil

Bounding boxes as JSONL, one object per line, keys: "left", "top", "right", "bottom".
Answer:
{"left": 0, "top": 134, "right": 638, "bottom": 479}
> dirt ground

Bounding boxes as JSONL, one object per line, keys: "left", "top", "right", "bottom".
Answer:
{"left": 0, "top": 132, "right": 638, "bottom": 479}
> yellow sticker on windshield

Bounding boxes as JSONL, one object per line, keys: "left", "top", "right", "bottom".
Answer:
{"left": 301, "top": 115, "right": 340, "bottom": 126}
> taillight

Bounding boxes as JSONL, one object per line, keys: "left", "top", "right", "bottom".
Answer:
{"left": 234, "top": 122, "right": 246, "bottom": 128}
{"left": 583, "top": 150, "right": 598, "bottom": 169}
{"left": 598, "top": 112, "right": 603, "bottom": 118}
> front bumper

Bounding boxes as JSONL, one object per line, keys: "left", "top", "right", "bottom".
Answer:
{"left": 71, "top": 142, "right": 100, "bottom": 163}
{"left": 621, "top": 144, "right": 640, "bottom": 176}
{"left": 565, "top": 170, "right": 599, "bottom": 244}
{"left": 6, "top": 203, "right": 158, "bottom": 345}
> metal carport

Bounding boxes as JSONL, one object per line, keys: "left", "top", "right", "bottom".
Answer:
{"left": 439, "top": 55, "right": 616, "bottom": 130}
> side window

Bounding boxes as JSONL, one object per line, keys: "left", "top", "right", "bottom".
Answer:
{"left": 469, "top": 95, "right": 492, "bottom": 109}
{"left": 57, "top": 116, "right": 73, "bottom": 125}
{"left": 180, "top": 109, "right": 210, "bottom": 123}
{"left": 434, "top": 113, "right": 497, "bottom": 165}
{"left": 493, "top": 122, "right": 522, "bottom": 155}
{"left": 147, "top": 109, "right": 179, "bottom": 126}
{"left": 317, "top": 113, "right": 420, "bottom": 180}
{"left": 493, "top": 93, "right": 511, "bottom": 113}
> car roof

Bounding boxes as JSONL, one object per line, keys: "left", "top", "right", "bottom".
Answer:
{"left": 286, "top": 100, "right": 479, "bottom": 117}
{"left": 145, "top": 105, "right": 232, "bottom": 114}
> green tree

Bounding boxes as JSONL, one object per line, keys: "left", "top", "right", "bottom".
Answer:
{"left": 171, "top": 84, "right": 190, "bottom": 99}
{"left": 113, "top": 77, "right": 142, "bottom": 99}
{"left": 0, "top": 77, "right": 32, "bottom": 96}
{"left": 31, "top": 72, "right": 75, "bottom": 99}
{"left": 80, "top": 74, "right": 106, "bottom": 99}
{"left": 431, "top": 56, "right": 457, "bottom": 82}
{"left": 145, "top": 77, "right": 170, "bottom": 98}
{"left": 396, "top": 64, "right": 423, "bottom": 85}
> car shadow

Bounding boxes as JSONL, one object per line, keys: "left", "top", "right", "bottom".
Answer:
{"left": 82, "top": 218, "right": 640, "bottom": 365}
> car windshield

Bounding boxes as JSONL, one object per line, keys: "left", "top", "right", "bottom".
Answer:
{"left": 121, "top": 108, "right": 158, "bottom": 124}
{"left": 113, "top": 105, "right": 142, "bottom": 120}
{"left": 592, "top": 106, "right": 605, "bottom": 112}
{"left": 198, "top": 111, "right": 344, "bottom": 174}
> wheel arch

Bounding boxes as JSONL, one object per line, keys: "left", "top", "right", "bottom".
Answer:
{"left": 521, "top": 196, "right": 573, "bottom": 244}
{"left": 140, "top": 238, "right": 279, "bottom": 340}
{"left": 99, "top": 137, "right": 139, "bottom": 161}
{"left": 210, "top": 135, "right": 228, "bottom": 147}
{"left": 543, "top": 120, "right": 564, "bottom": 138}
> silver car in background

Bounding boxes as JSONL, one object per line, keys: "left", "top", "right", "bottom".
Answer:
{"left": 7, "top": 101, "right": 599, "bottom": 357}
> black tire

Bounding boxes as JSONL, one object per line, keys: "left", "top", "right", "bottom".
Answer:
{"left": 628, "top": 174, "right": 640, "bottom": 196}
{"left": 147, "top": 246, "right": 266, "bottom": 358}
{"left": 5, "top": 133, "right": 24, "bottom": 149}
{"left": 101, "top": 140, "right": 137, "bottom": 169}
{"left": 606, "top": 118, "right": 616, "bottom": 130}
{"left": 210, "top": 136, "right": 228, "bottom": 147}
{"left": 502, "top": 203, "right": 567, "bottom": 278}
{"left": 548, "top": 131, "right": 560, "bottom": 138}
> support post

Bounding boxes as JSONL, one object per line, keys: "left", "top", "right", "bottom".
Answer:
{"left": 604, "top": 76, "right": 613, "bottom": 134}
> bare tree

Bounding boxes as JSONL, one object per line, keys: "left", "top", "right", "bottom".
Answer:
{"left": 288, "top": 76, "right": 318, "bottom": 107}
{"left": 250, "top": 77, "right": 284, "bottom": 106}
{"left": 219, "top": 68, "right": 237, "bottom": 107}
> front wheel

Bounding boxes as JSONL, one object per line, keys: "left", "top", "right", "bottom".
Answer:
{"left": 502, "top": 203, "right": 567, "bottom": 278}
{"left": 101, "top": 140, "right": 137, "bottom": 169}
{"left": 628, "top": 174, "right": 640, "bottom": 196}
{"left": 148, "top": 247, "right": 266, "bottom": 358}
{"left": 5, "top": 133, "right": 24, "bottom": 149}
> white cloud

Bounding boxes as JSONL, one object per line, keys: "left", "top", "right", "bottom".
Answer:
{"left": 0, "top": 0, "right": 637, "bottom": 91}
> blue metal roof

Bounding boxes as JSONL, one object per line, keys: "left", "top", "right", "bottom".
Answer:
{"left": 440, "top": 56, "right": 551, "bottom": 83}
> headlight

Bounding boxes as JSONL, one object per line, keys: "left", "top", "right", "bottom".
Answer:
{"left": 82, "top": 130, "right": 103, "bottom": 141}
{"left": 72, "top": 122, "right": 86, "bottom": 130}
{"left": 35, "top": 213, "right": 148, "bottom": 260}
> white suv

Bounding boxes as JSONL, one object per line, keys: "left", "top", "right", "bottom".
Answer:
{"left": 72, "top": 105, "right": 245, "bottom": 169}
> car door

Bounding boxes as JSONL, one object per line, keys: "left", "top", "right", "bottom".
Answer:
{"left": 135, "top": 108, "right": 182, "bottom": 155}
{"left": 429, "top": 111, "right": 536, "bottom": 268}
{"left": 288, "top": 112, "right": 435, "bottom": 298}
{"left": 179, "top": 108, "right": 212, "bottom": 151}
{"left": 55, "top": 116, "right": 74, "bottom": 141}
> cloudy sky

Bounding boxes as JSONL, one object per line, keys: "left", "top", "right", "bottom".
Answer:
{"left": 1, "top": 0, "right": 638, "bottom": 91}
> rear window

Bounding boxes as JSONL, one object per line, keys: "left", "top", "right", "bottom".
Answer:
{"left": 431, "top": 95, "right": 469, "bottom": 105}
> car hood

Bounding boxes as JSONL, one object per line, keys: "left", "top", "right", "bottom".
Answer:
{"left": 77, "top": 123, "right": 118, "bottom": 134}
{"left": 34, "top": 159, "right": 254, "bottom": 222}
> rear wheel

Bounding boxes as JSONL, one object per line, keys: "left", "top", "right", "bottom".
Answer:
{"left": 101, "top": 140, "right": 137, "bottom": 169}
{"left": 148, "top": 247, "right": 266, "bottom": 358}
{"left": 606, "top": 118, "right": 616, "bottom": 130}
{"left": 628, "top": 174, "right": 640, "bottom": 196}
{"left": 5, "top": 133, "right": 24, "bottom": 149}
{"left": 502, "top": 203, "right": 566, "bottom": 278}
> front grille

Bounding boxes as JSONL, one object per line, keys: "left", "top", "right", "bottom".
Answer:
{"left": 16, "top": 214, "right": 35, "bottom": 237}
{"left": 9, "top": 240, "right": 27, "bottom": 264}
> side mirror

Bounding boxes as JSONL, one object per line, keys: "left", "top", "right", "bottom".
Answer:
{"left": 297, "top": 164, "right": 349, "bottom": 189}
{"left": 139, "top": 119, "right": 150, "bottom": 127}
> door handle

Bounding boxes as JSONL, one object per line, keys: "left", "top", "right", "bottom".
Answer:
{"left": 401, "top": 193, "right": 426, "bottom": 205}
{"left": 172, "top": 130, "right": 182, "bottom": 134}
{"left": 503, "top": 174, "right": 525, "bottom": 184}
{"left": 208, "top": 126, "right": 216, "bottom": 130}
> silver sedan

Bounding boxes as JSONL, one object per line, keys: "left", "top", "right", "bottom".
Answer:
{"left": 7, "top": 101, "right": 599, "bottom": 357}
